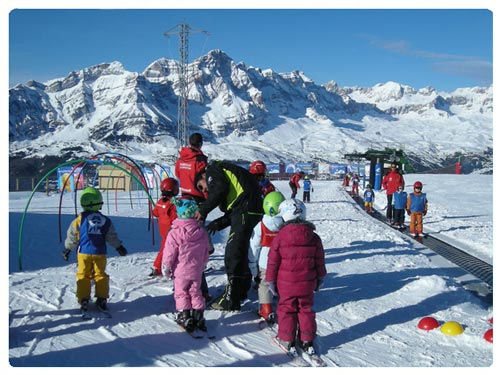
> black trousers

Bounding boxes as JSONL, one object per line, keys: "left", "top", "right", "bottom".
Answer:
{"left": 393, "top": 208, "right": 405, "bottom": 225}
{"left": 386, "top": 194, "right": 393, "bottom": 220}
{"left": 224, "top": 211, "right": 262, "bottom": 304}
{"left": 303, "top": 191, "right": 310, "bottom": 202}
{"left": 289, "top": 182, "right": 298, "bottom": 199}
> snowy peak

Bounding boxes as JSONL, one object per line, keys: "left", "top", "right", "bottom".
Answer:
{"left": 9, "top": 50, "right": 492, "bottom": 170}
{"left": 46, "top": 61, "right": 126, "bottom": 92}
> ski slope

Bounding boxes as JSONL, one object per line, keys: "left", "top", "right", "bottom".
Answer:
{"left": 7, "top": 175, "right": 494, "bottom": 369}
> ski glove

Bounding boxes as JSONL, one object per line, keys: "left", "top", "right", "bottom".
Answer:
{"left": 206, "top": 215, "right": 231, "bottom": 235}
{"left": 116, "top": 245, "right": 127, "bottom": 256}
{"left": 162, "top": 264, "right": 173, "bottom": 279}
{"left": 253, "top": 275, "right": 261, "bottom": 287}
{"left": 62, "top": 249, "right": 71, "bottom": 261}
{"left": 268, "top": 281, "right": 278, "bottom": 296}
{"left": 315, "top": 278, "right": 324, "bottom": 292}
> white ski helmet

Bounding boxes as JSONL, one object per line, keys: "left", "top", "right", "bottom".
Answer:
{"left": 278, "top": 198, "right": 306, "bottom": 222}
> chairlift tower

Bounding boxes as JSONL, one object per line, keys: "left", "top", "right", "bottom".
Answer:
{"left": 164, "top": 23, "right": 209, "bottom": 147}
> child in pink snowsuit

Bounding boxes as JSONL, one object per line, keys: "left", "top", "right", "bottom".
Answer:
{"left": 266, "top": 199, "right": 326, "bottom": 353}
{"left": 162, "top": 198, "right": 211, "bottom": 331}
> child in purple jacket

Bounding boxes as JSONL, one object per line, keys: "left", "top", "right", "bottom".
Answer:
{"left": 162, "top": 198, "right": 211, "bottom": 332}
{"left": 266, "top": 198, "right": 327, "bottom": 355}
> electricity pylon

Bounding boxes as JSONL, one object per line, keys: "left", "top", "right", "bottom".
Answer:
{"left": 164, "top": 23, "right": 209, "bottom": 147}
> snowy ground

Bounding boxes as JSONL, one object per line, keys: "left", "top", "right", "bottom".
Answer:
{"left": 7, "top": 175, "right": 494, "bottom": 370}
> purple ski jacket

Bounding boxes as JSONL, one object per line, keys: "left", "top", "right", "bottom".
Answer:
{"left": 266, "top": 220, "right": 326, "bottom": 296}
{"left": 161, "top": 218, "right": 210, "bottom": 281}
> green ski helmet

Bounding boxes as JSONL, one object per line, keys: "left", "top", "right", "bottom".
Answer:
{"left": 80, "top": 187, "right": 103, "bottom": 211}
{"left": 263, "top": 191, "right": 285, "bottom": 216}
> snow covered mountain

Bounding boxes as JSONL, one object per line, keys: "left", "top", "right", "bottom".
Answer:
{"left": 9, "top": 50, "right": 492, "bottom": 171}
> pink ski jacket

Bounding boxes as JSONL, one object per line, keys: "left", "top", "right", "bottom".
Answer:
{"left": 161, "top": 218, "right": 210, "bottom": 280}
{"left": 266, "top": 220, "right": 326, "bottom": 296}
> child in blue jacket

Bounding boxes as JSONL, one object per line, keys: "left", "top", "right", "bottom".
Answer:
{"left": 63, "top": 187, "right": 127, "bottom": 314}
{"left": 392, "top": 184, "right": 408, "bottom": 229}
{"left": 363, "top": 184, "right": 375, "bottom": 213}
{"left": 406, "top": 181, "right": 428, "bottom": 237}
{"left": 302, "top": 176, "right": 313, "bottom": 203}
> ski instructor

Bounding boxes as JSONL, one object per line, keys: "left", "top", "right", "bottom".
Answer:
{"left": 194, "top": 160, "right": 264, "bottom": 311}
{"left": 382, "top": 162, "right": 405, "bottom": 223}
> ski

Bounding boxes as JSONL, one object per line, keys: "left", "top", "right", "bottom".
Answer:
{"left": 81, "top": 308, "right": 92, "bottom": 320}
{"left": 167, "top": 313, "right": 215, "bottom": 339}
{"left": 260, "top": 324, "right": 310, "bottom": 367}
{"left": 295, "top": 343, "right": 327, "bottom": 367}
{"left": 96, "top": 305, "right": 112, "bottom": 318}
{"left": 270, "top": 336, "right": 310, "bottom": 367}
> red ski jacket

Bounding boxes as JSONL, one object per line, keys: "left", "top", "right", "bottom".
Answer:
{"left": 289, "top": 172, "right": 303, "bottom": 189}
{"left": 152, "top": 198, "right": 177, "bottom": 247}
{"left": 382, "top": 170, "right": 405, "bottom": 195}
{"left": 175, "top": 146, "right": 208, "bottom": 200}
{"left": 266, "top": 220, "right": 326, "bottom": 296}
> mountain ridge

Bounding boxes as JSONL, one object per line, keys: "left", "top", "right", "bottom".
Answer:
{"left": 9, "top": 49, "right": 492, "bottom": 175}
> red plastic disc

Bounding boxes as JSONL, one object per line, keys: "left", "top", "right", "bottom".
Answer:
{"left": 418, "top": 317, "right": 440, "bottom": 330}
{"left": 484, "top": 328, "right": 493, "bottom": 343}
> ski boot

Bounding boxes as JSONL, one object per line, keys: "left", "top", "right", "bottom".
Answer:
{"left": 148, "top": 267, "right": 161, "bottom": 277}
{"left": 192, "top": 309, "right": 207, "bottom": 331}
{"left": 176, "top": 310, "right": 195, "bottom": 332}
{"left": 96, "top": 297, "right": 108, "bottom": 311}
{"left": 259, "top": 303, "right": 276, "bottom": 324}
{"left": 299, "top": 340, "right": 316, "bottom": 355}
{"left": 80, "top": 298, "right": 89, "bottom": 312}
{"left": 211, "top": 282, "right": 240, "bottom": 311}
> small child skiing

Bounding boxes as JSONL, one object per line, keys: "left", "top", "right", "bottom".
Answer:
{"left": 363, "top": 183, "right": 375, "bottom": 213}
{"left": 406, "top": 181, "right": 428, "bottom": 237}
{"left": 62, "top": 187, "right": 127, "bottom": 314}
{"left": 162, "top": 198, "right": 211, "bottom": 332}
{"left": 249, "top": 191, "right": 286, "bottom": 323}
{"left": 351, "top": 173, "right": 360, "bottom": 197}
{"left": 302, "top": 175, "right": 313, "bottom": 203}
{"left": 392, "top": 184, "right": 408, "bottom": 229}
{"left": 266, "top": 198, "right": 327, "bottom": 355}
{"left": 150, "top": 177, "right": 179, "bottom": 277}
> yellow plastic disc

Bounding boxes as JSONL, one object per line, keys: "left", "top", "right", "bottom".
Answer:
{"left": 440, "top": 321, "right": 464, "bottom": 336}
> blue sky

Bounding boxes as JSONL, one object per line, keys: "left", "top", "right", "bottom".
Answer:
{"left": 8, "top": 8, "right": 493, "bottom": 91}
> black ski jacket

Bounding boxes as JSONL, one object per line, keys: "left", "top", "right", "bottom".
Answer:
{"left": 198, "top": 160, "right": 263, "bottom": 219}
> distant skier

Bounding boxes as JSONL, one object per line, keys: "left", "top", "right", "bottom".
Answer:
{"left": 342, "top": 171, "right": 351, "bottom": 187}
{"left": 161, "top": 198, "right": 211, "bottom": 332}
{"left": 406, "top": 181, "right": 428, "bottom": 237}
{"left": 302, "top": 175, "right": 313, "bottom": 203}
{"left": 62, "top": 187, "right": 127, "bottom": 314}
{"left": 363, "top": 184, "right": 375, "bottom": 213}
{"left": 149, "top": 178, "right": 179, "bottom": 277}
{"left": 249, "top": 160, "right": 276, "bottom": 197}
{"left": 392, "top": 184, "right": 408, "bottom": 229}
{"left": 289, "top": 170, "right": 305, "bottom": 199}
{"left": 351, "top": 173, "right": 360, "bottom": 197}
{"left": 266, "top": 198, "right": 326, "bottom": 355}
{"left": 248, "top": 191, "right": 285, "bottom": 323}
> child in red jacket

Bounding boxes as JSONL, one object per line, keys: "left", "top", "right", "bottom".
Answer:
{"left": 266, "top": 198, "right": 326, "bottom": 355}
{"left": 149, "top": 178, "right": 179, "bottom": 277}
